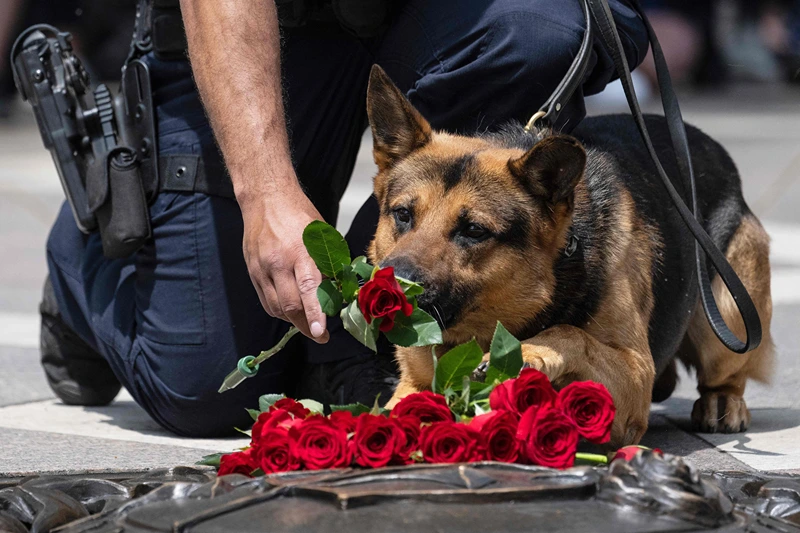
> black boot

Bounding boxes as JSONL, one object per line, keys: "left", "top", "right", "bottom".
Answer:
{"left": 297, "top": 349, "right": 399, "bottom": 407}
{"left": 40, "top": 278, "right": 121, "bottom": 406}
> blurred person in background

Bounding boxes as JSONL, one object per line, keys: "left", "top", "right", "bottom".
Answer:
{"left": 636, "top": 0, "right": 800, "bottom": 91}
{"left": 0, "top": 0, "right": 134, "bottom": 119}
{"left": 0, "top": 0, "right": 26, "bottom": 117}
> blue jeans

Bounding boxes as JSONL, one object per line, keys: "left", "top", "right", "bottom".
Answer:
{"left": 46, "top": 0, "right": 648, "bottom": 437}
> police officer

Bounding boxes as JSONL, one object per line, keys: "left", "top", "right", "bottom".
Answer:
{"left": 41, "top": 0, "right": 648, "bottom": 437}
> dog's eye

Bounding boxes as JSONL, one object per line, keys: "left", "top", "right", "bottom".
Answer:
{"left": 463, "top": 223, "right": 488, "bottom": 240}
{"left": 394, "top": 207, "right": 412, "bottom": 225}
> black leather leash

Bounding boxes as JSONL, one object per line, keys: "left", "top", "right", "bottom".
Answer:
{"left": 528, "top": 0, "right": 762, "bottom": 354}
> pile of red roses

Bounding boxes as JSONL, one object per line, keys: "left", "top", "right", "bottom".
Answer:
{"left": 217, "top": 369, "right": 615, "bottom": 476}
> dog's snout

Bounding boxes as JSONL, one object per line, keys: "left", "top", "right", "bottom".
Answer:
{"left": 380, "top": 257, "right": 423, "bottom": 284}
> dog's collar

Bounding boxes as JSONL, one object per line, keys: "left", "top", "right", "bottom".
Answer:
{"left": 565, "top": 234, "right": 579, "bottom": 257}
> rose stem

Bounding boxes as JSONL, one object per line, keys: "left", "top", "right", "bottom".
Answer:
{"left": 574, "top": 452, "right": 609, "bottom": 465}
{"left": 218, "top": 326, "right": 301, "bottom": 393}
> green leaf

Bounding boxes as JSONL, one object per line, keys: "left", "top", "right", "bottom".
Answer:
{"left": 430, "top": 346, "right": 438, "bottom": 393}
{"left": 460, "top": 375, "right": 471, "bottom": 404}
{"left": 317, "top": 279, "right": 344, "bottom": 316}
{"left": 468, "top": 380, "right": 496, "bottom": 400}
{"left": 351, "top": 256, "right": 375, "bottom": 279}
{"left": 298, "top": 398, "right": 325, "bottom": 414}
{"left": 196, "top": 452, "right": 224, "bottom": 468}
{"left": 485, "top": 366, "right": 508, "bottom": 384}
{"left": 434, "top": 339, "right": 484, "bottom": 394}
{"left": 396, "top": 276, "right": 425, "bottom": 298}
{"left": 330, "top": 403, "right": 372, "bottom": 415}
{"left": 302, "top": 221, "right": 351, "bottom": 278}
{"left": 233, "top": 427, "right": 251, "bottom": 437}
{"left": 489, "top": 322, "right": 524, "bottom": 378}
{"left": 341, "top": 300, "right": 379, "bottom": 351}
{"left": 338, "top": 264, "right": 359, "bottom": 302}
{"left": 383, "top": 308, "right": 443, "bottom": 347}
{"left": 258, "top": 393, "right": 285, "bottom": 412}
{"left": 246, "top": 408, "right": 261, "bottom": 422}
{"left": 370, "top": 394, "right": 384, "bottom": 416}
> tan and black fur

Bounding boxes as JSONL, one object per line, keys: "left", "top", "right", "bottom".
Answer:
{"left": 365, "top": 65, "right": 773, "bottom": 447}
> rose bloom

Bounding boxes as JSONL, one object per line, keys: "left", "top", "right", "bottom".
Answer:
{"left": 490, "top": 368, "right": 558, "bottom": 417}
{"left": 420, "top": 421, "right": 478, "bottom": 463}
{"left": 290, "top": 415, "right": 351, "bottom": 470}
{"left": 391, "top": 391, "right": 453, "bottom": 423}
{"left": 218, "top": 448, "right": 257, "bottom": 477}
{"left": 357, "top": 267, "right": 413, "bottom": 332}
{"left": 251, "top": 408, "right": 303, "bottom": 447}
{"left": 558, "top": 381, "right": 616, "bottom": 444}
{"left": 253, "top": 428, "right": 300, "bottom": 474}
{"left": 516, "top": 407, "right": 578, "bottom": 469}
{"left": 469, "top": 411, "right": 519, "bottom": 463}
{"left": 352, "top": 415, "right": 408, "bottom": 468}
{"left": 613, "top": 446, "right": 662, "bottom": 462}
{"left": 394, "top": 415, "right": 422, "bottom": 464}
{"left": 270, "top": 398, "right": 311, "bottom": 419}
{"left": 329, "top": 410, "right": 358, "bottom": 434}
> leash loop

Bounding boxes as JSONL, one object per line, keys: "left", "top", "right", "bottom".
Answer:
{"left": 529, "top": 0, "right": 762, "bottom": 354}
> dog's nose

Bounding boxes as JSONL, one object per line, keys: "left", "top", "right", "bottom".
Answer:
{"left": 380, "top": 256, "right": 423, "bottom": 284}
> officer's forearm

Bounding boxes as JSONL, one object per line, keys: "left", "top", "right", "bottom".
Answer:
{"left": 180, "top": 0, "right": 297, "bottom": 207}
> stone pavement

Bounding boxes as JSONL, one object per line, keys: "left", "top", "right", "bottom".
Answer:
{"left": 1, "top": 83, "right": 799, "bottom": 479}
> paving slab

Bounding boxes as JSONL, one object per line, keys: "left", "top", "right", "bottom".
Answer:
{"left": 0, "top": 345, "right": 51, "bottom": 407}
{"left": 0, "top": 390, "right": 249, "bottom": 454}
{"left": 0, "top": 427, "right": 214, "bottom": 478}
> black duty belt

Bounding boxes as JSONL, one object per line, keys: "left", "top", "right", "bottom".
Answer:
{"left": 158, "top": 155, "right": 235, "bottom": 199}
{"left": 529, "top": 0, "right": 762, "bottom": 354}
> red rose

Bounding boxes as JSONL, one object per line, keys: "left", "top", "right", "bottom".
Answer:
{"left": 352, "top": 415, "right": 408, "bottom": 468}
{"left": 270, "top": 398, "right": 311, "bottom": 419}
{"left": 290, "top": 416, "right": 351, "bottom": 470}
{"left": 391, "top": 391, "right": 453, "bottom": 423}
{"left": 469, "top": 411, "right": 519, "bottom": 463}
{"left": 488, "top": 380, "right": 514, "bottom": 412}
{"left": 251, "top": 409, "right": 303, "bottom": 447}
{"left": 394, "top": 416, "right": 422, "bottom": 464}
{"left": 329, "top": 410, "right": 358, "bottom": 434}
{"left": 420, "top": 421, "right": 478, "bottom": 463}
{"left": 490, "top": 368, "right": 558, "bottom": 417}
{"left": 357, "top": 267, "right": 413, "bottom": 332}
{"left": 558, "top": 381, "right": 615, "bottom": 444}
{"left": 253, "top": 428, "right": 300, "bottom": 474}
{"left": 613, "top": 446, "right": 662, "bottom": 462}
{"left": 218, "top": 449, "right": 257, "bottom": 477}
{"left": 516, "top": 407, "right": 578, "bottom": 469}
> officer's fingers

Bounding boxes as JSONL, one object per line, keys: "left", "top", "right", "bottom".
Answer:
{"left": 273, "top": 271, "right": 313, "bottom": 338}
{"left": 248, "top": 271, "right": 276, "bottom": 317}
{"left": 295, "top": 258, "right": 328, "bottom": 344}
{"left": 261, "top": 281, "right": 284, "bottom": 320}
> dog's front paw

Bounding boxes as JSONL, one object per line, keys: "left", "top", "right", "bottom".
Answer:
{"left": 520, "top": 344, "right": 564, "bottom": 381}
{"left": 691, "top": 392, "right": 751, "bottom": 433}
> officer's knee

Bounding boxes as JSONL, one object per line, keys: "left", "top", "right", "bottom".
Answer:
{"left": 480, "top": 10, "right": 584, "bottom": 91}
{"left": 413, "top": 8, "right": 585, "bottom": 130}
{"left": 155, "top": 394, "right": 252, "bottom": 438}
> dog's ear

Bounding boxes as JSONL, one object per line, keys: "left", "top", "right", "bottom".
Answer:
{"left": 367, "top": 65, "right": 432, "bottom": 171}
{"left": 507, "top": 135, "right": 586, "bottom": 206}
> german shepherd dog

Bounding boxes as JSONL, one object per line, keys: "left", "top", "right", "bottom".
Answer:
{"left": 364, "top": 66, "right": 774, "bottom": 447}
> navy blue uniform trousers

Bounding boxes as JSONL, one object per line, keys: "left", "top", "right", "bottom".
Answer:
{"left": 46, "top": 0, "right": 648, "bottom": 437}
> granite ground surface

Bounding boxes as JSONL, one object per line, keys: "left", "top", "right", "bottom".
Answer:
{"left": 1, "top": 83, "right": 799, "bottom": 478}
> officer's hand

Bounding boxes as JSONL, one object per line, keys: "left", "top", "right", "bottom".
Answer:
{"left": 240, "top": 187, "right": 330, "bottom": 343}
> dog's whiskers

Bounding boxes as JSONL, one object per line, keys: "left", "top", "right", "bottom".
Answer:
{"left": 432, "top": 304, "right": 447, "bottom": 334}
